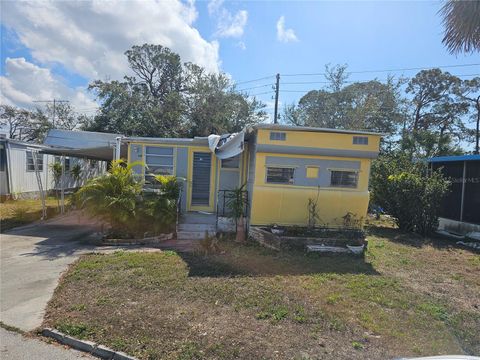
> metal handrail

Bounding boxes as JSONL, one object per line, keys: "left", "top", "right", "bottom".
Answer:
{"left": 217, "top": 190, "right": 249, "bottom": 218}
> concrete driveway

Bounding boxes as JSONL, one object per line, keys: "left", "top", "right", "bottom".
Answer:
{"left": 0, "top": 213, "right": 101, "bottom": 331}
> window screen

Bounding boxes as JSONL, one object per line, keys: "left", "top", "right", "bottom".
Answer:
{"left": 145, "top": 146, "right": 174, "bottom": 180}
{"left": 221, "top": 155, "right": 240, "bottom": 169}
{"left": 266, "top": 167, "right": 294, "bottom": 184}
{"left": 26, "top": 151, "right": 44, "bottom": 171}
{"left": 330, "top": 170, "right": 358, "bottom": 188}
{"left": 353, "top": 136, "right": 368, "bottom": 145}
{"left": 270, "top": 132, "right": 286, "bottom": 141}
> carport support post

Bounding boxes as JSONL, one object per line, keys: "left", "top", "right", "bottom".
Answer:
{"left": 61, "top": 155, "right": 65, "bottom": 214}
{"left": 32, "top": 150, "right": 47, "bottom": 220}
{"left": 115, "top": 137, "right": 122, "bottom": 161}
{"left": 460, "top": 160, "right": 466, "bottom": 222}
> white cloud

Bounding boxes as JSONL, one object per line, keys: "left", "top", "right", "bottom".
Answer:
{"left": 0, "top": 58, "right": 97, "bottom": 110}
{"left": 276, "top": 16, "right": 298, "bottom": 43}
{"left": 1, "top": 0, "right": 221, "bottom": 80}
{"left": 208, "top": 0, "right": 248, "bottom": 39}
{"left": 208, "top": 0, "right": 224, "bottom": 15}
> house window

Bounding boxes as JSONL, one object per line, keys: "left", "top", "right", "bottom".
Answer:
{"left": 330, "top": 170, "right": 358, "bottom": 188}
{"left": 54, "top": 156, "right": 70, "bottom": 171}
{"left": 221, "top": 155, "right": 240, "bottom": 169}
{"left": 266, "top": 167, "right": 295, "bottom": 184}
{"left": 270, "top": 132, "right": 286, "bottom": 141}
{"left": 26, "top": 151, "right": 44, "bottom": 171}
{"left": 353, "top": 136, "right": 368, "bottom": 145}
{"left": 145, "top": 146, "right": 174, "bottom": 180}
{"left": 306, "top": 166, "right": 319, "bottom": 178}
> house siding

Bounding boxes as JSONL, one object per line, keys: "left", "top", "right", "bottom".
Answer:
{"left": 249, "top": 129, "right": 380, "bottom": 227}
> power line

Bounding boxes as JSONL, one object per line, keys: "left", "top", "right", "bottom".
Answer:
{"left": 249, "top": 90, "right": 275, "bottom": 96}
{"left": 282, "top": 63, "right": 480, "bottom": 77}
{"left": 234, "top": 75, "right": 275, "bottom": 86}
{"left": 281, "top": 73, "right": 480, "bottom": 86}
{"left": 237, "top": 83, "right": 273, "bottom": 92}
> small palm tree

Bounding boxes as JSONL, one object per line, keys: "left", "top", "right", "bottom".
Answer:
{"left": 440, "top": 0, "right": 480, "bottom": 54}
{"left": 76, "top": 160, "right": 143, "bottom": 236}
{"left": 70, "top": 163, "right": 82, "bottom": 186}
{"left": 226, "top": 184, "right": 247, "bottom": 242}
{"left": 50, "top": 161, "right": 63, "bottom": 208}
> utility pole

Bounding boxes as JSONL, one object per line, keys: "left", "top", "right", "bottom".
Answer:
{"left": 273, "top": 73, "right": 280, "bottom": 124}
{"left": 475, "top": 95, "right": 479, "bottom": 154}
{"left": 33, "top": 99, "right": 69, "bottom": 128}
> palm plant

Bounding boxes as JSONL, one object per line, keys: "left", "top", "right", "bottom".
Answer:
{"left": 440, "top": 0, "right": 480, "bottom": 54}
{"left": 70, "top": 163, "right": 82, "bottom": 185}
{"left": 226, "top": 184, "right": 247, "bottom": 242}
{"left": 50, "top": 161, "right": 63, "bottom": 208}
{"left": 76, "top": 160, "right": 143, "bottom": 237}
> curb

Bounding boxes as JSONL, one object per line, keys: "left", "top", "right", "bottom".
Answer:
{"left": 42, "top": 328, "right": 138, "bottom": 360}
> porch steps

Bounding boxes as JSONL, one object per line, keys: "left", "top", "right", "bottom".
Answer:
{"left": 176, "top": 212, "right": 217, "bottom": 241}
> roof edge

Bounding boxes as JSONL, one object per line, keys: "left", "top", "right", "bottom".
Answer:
{"left": 250, "top": 124, "right": 384, "bottom": 136}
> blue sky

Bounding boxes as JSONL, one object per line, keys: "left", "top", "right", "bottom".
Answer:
{"left": 1, "top": 0, "right": 479, "bottom": 116}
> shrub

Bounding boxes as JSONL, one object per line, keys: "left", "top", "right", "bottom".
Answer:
{"left": 76, "top": 160, "right": 143, "bottom": 237}
{"left": 370, "top": 154, "right": 450, "bottom": 236}
{"left": 76, "top": 161, "right": 182, "bottom": 238}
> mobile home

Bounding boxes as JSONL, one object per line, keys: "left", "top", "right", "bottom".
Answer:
{"left": 124, "top": 124, "right": 381, "bottom": 228}
{"left": 0, "top": 137, "right": 106, "bottom": 200}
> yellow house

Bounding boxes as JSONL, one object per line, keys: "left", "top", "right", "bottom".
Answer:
{"left": 125, "top": 124, "right": 381, "bottom": 230}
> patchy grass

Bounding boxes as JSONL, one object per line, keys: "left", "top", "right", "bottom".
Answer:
{"left": 0, "top": 197, "right": 62, "bottom": 232}
{"left": 44, "top": 225, "right": 480, "bottom": 359}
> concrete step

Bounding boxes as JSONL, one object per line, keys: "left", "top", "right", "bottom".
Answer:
{"left": 177, "top": 230, "right": 216, "bottom": 240}
{"left": 178, "top": 223, "right": 216, "bottom": 232}
{"left": 179, "top": 212, "right": 216, "bottom": 225}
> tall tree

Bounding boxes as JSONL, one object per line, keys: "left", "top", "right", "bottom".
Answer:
{"left": 86, "top": 44, "right": 266, "bottom": 137}
{"left": 0, "top": 105, "right": 30, "bottom": 140}
{"left": 440, "top": 0, "right": 480, "bottom": 54}
{"left": 282, "top": 78, "right": 406, "bottom": 146}
{"left": 456, "top": 77, "right": 480, "bottom": 154}
{"left": 404, "top": 69, "right": 469, "bottom": 157}
{"left": 0, "top": 105, "right": 52, "bottom": 142}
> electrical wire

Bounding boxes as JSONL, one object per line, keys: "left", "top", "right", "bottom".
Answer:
{"left": 233, "top": 75, "right": 275, "bottom": 86}
{"left": 282, "top": 63, "right": 480, "bottom": 77}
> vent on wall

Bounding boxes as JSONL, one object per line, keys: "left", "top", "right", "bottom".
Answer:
{"left": 353, "top": 136, "right": 368, "bottom": 145}
{"left": 270, "top": 132, "right": 286, "bottom": 141}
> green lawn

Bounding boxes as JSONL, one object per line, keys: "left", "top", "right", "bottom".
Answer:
{"left": 44, "top": 223, "right": 480, "bottom": 359}
{"left": 0, "top": 197, "right": 62, "bottom": 232}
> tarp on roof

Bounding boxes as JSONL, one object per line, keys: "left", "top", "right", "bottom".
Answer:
{"left": 208, "top": 131, "right": 245, "bottom": 159}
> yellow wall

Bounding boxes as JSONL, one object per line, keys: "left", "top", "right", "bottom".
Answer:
{"left": 257, "top": 129, "right": 380, "bottom": 152}
{"left": 250, "top": 129, "right": 380, "bottom": 227}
